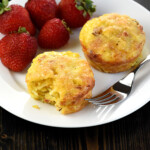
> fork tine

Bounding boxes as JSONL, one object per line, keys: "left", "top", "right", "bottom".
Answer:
{"left": 87, "top": 93, "right": 116, "bottom": 103}
{"left": 94, "top": 96, "right": 120, "bottom": 105}
{"left": 85, "top": 92, "right": 111, "bottom": 102}
{"left": 85, "top": 56, "right": 150, "bottom": 106}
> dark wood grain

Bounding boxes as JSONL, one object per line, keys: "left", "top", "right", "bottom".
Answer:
{"left": 0, "top": 0, "right": 150, "bottom": 150}
{"left": 135, "top": 0, "right": 150, "bottom": 10}
{"left": 0, "top": 103, "right": 149, "bottom": 150}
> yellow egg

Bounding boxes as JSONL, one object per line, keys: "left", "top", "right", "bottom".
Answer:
{"left": 26, "top": 51, "right": 95, "bottom": 114}
{"left": 79, "top": 13, "right": 146, "bottom": 73}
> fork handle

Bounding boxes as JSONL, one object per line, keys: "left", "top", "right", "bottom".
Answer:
{"left": 120, "top": 55, "right": 150, "bottom": 87}
{"left": 133, "top": 55, "right": 150, "bottom": 73}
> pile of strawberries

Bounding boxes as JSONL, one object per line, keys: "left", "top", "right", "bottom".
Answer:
{"left": 0, "top": 0, "right": 95, "bottom": 72}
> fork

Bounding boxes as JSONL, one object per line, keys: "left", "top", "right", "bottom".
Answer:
{"left": 85, "top": 55, "right": 150, "bottom": 106}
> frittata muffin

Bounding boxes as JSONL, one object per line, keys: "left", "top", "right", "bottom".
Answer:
{"left": 26, "top": 51, "right": 95, "bottom": 114}
{"left": 79, "top": 13, "right": 146, "bottom": 73}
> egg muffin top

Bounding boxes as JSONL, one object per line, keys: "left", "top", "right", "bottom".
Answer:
{"left": 26, "top": 51, "right": 95, "bottom": 114}
{"left": 79, "top": 13, "right": 145, "bottom": 65}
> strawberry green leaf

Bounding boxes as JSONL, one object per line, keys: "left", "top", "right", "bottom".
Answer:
{"left": 2, "top": 0, "right": 8, "bottom": 7}
{"left": 0, "top": 3, "right": 4, "bottom": 12}
{"left": 18, "top": 27, "right": 29, "bottom": 34}
{"left": 62, "top": 20, "right": 72, "bottom": 34}
{"left": 75, "top": 0, "right": 96, "bottom": 17}
{"left": 0, "top": 3, "right": 4, "bottom": 8}
{"left": 4, "top": 7, "right": 11, "bottom": 11}
{"left": 0, "top": 9, "right": 4, "bottom": 15}
{"left": 75, "top": 5, "right": 84, "bottom": 10}
{"left": 83, "top": 10, "right": 87, "bottom": 17}
{"left": 0, "top": 0, "right": 11, "bottom": 15}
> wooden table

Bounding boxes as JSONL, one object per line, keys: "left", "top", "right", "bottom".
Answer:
{"left": 0, "top": 0, "right": 150, "bottom": 150}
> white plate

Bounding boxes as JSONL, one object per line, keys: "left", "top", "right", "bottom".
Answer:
{"left": 0, "top": 0, "right": 150, "bottom": 128}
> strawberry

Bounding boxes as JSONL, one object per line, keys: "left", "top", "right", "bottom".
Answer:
{"left": 25, "top": 0, "right": 58, "bottom": 29}
{"left": 0, "top": 27, "right": 37, "bottom": 72}
{"left": 58, "top": 0, "right": 96, "bottom": 28}
{"left": 38, "top": 18, "right": 70, "bottom": 49}
{"left": 0, "top": 0, "right": 36, "bottom": 35}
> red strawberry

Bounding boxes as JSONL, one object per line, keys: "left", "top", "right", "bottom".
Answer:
{"left": 25, "top": 0, "right": 58, "bottom": 29}
{"left": 0, "top": 27, "right": 37, "bottom": 72}
{"left": 58, "top": 0, "right": 96, "bottom": 28}
{"left": 0, "top": 0, "right": 36, "bottom": 35}
{"left": 38, "top": 18, "right": 70, "bottom": 49}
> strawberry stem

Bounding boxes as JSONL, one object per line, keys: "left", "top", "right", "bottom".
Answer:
{"left": 62, "top": 20, "right": 72, "bottom": 34}
{"left": 75, "top": 0, "right": 96, "bottom": 17}
{"left": 18, "top": 27, "right": 29, "bottom": 34}
{"left": 0, "top": 0, "right": 11, "bottom": 15}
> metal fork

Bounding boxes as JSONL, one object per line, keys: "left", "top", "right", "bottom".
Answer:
{"left": 85, "top": 55, "right": 150, "bottom": 106}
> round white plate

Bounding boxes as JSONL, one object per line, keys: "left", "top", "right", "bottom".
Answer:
{"left": 0, "top": 0, "right": 150, "bottom": 128}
